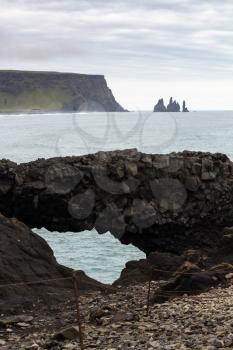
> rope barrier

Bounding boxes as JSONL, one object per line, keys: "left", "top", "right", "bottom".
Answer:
{"left": 151, "top": 267, "right": 232, "bottom": 276}
{"left": 0, "top": 276, "right": 72, "bottom": 289}
{"left": 0, "top": 270, "right": 232, "bottom": 349}
{"left": 0, "top": 263, "right": 231, "bottom": 292}
{"left": 0, "top": 256, "right": 231, "bottom": 291}
{"left": 145, "top": 265, "right": 233, "bottom": 315}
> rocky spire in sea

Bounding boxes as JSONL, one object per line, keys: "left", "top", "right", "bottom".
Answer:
{"left": 153, "top": 98, "right": 167, "bottom": 112}
{"left": 182, "top": 100, "right": 189, "bottom": 112}
{"left": 153, "top": 97, "right": 189, "bottom": 112}
{"left": 167, "top": 97, "right": 180, "bottom": 112}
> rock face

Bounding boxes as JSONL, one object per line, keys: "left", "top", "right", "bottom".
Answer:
{"left": 153, "top": 98, "right": 167, "bottom": 112}
{"left": 114, "top": 251, "right": 185, "bottom": 286}
{"left": 167, "top": 97, "right": 180, "bottom": 112}
{"left": 153, "top": 97, "right": 189, "bottom": 112}
{"left": 1, "top": 149, "right": 233, "bottom": 256}
{"left": 0, "top": 213, "right": 72, "bottom": 308}
{"left": 0, "top": 70, "right": 125, "bottom": 113}
{"left": 115, "top": 235, "right": 233, "bottom": 298}
{"left": 0, "top": 213, "right": 109, "bottom": 310}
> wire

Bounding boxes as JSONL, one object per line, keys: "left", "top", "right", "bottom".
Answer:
{"left": 0, "top": 276, "right": 72, "bottom": 289}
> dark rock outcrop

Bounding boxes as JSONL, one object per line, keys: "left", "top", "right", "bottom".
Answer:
{"left": 0, "top": 213, "right": 109, "bottom": 311}
{"left": 167, "top": 97, "right": 180, "bottom": 112}
{"left": 113, "top": 251, "right": 184, "bottom": 286}
{"left": 115, "top": 228, "right": 233, "bottom": 297}
{"left": 182, "top": 100, "right": 189, "bottom": 112}
{"left": 153, "top": 98, "right": 167, "bottom": 112}
{"left": 0, "top": 213, "right": 72, "bottom": 309}
{"left": 0, "top": 70, "right": 125, "bottom": 113}
{"left": 1, "top": 150, "right": 233, "bottom": 256}
{"left": 153, "top": 97, "right": 189, "bottom": 112}
{"left": 153, "top": 262, "right": 233, "bottom": 303}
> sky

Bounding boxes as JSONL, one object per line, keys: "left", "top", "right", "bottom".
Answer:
{"left": 0, "top": 0, "right": 233, "bottom": 110}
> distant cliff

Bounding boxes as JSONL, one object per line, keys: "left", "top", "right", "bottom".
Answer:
{"left": 154, "top": 97, "right": 189, "bottom": 112}
{"left": 0, "top": 70, "right": 125, "bottom": 113}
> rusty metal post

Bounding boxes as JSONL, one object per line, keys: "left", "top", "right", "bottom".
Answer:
{"left": 73, "top": 272, "right": 85, "bottom": 350}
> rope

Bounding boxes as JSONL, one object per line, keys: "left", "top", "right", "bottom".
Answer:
{"left": 0, "top": 276, "right": 72, "bottom": 289}
{"left": 151, "top": 267, "right": 232, "bottom": 276}
{"left": 0, "top": 263, "right": 231, "bottom": 290}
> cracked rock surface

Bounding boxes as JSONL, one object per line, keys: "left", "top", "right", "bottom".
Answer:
{"left": 1, "top": 149, "right": 233, "bottom": 254}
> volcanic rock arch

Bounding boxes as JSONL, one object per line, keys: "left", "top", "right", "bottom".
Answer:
{"left": 1, "top": 149, "right": 233, "bottom": 255}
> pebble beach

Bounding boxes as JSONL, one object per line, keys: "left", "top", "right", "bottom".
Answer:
{"left": 1, "top": 282, "right": 233, "bottom": 350}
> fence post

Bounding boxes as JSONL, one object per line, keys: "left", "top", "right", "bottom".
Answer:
{"left": 73, "top": 272, "right": 85, "bottom": 350}
{"left": 146, "top": 273, "right": 152, "bottom": 316}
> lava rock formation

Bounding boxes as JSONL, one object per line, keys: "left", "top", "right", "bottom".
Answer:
{"left": 154, "top": 97, "right": 189, "bottom": 112}
{"left": 0, "top": 149, "right": 233, "bottom": 255}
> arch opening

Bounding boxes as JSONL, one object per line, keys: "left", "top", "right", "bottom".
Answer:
{"left": 35, "top": 228, "right": 145, "bottom": 284}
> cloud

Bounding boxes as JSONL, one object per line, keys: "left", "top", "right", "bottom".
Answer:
{"left": 0, "top": 0, "right": 232, "bottom": 108}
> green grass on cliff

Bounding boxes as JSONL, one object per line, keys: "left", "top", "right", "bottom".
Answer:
{"left": 0, "top": 70, "right": 124, "bottom": 113}
{"left": 0, "top": 85, "right": 74, "bottom": 113}
{"left": 0, "top": 73, "right": 86, "bottom": 112}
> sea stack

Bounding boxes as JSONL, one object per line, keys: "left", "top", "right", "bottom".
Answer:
{"left": 182, "top": 100, "right": 189, "bottom": 112}
{"left": 153, "top": 98, "right": 167, "bottom": 112}
{"left": 167, "top": 97, "right": 180, "bottom": 112}
{"left": 153, "top": 97, "right": 189, "bottom": 112}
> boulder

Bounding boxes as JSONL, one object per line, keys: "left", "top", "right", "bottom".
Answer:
{"left": 153, "top": 262, "right": 233, "bottom": 303}
{"left": 114, "top": 252, "right": 185, "bottom": 286}
{"left": 54, "top": 326, "right": 80, "bottom": 341}
{"left": 0, "top": 213, "right": 108, "bottom": 312}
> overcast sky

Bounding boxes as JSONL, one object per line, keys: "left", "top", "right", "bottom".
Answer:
{"left": 0, "top": 0, "right": 233, "bottom": 110}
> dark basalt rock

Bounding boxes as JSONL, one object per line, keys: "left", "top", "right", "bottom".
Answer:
{"left": 113, "top": 251, "right": 184, "bottom": 286}
{"left": 0, "top": 213, "right": 109, "bottom": 310}
{"left": 153, "top": 98, "right": 167, "bottom": 112}
{"left": 0, "top": 149, "right": 233, "bottom": 256}
{"left": 152, "top": 262, "right": 232, "bottom": 303}
{"left": 182, "top": 100, "right": 189, "bottom": 112}
{"left": 115, "top": 229, "right": 233, "bottom": 297}
{"left": 167, "top": 97, "right": 180, "bottom": 112}
{"left": 154, "top": 97, "right": 189, "bottom": 112}
{"left": 0, "top": 213, "right": 72, "bottom": 309}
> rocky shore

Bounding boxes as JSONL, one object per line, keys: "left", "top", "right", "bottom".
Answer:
{"left": 1, "top": 281, "right": 233, "bottom": 349}
{"left": 1, "top": 149, "right": 233, "bottom": 348}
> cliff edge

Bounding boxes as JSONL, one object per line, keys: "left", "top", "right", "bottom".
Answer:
{"left": 0, "top": 70, "right": 125, "bottom": 113}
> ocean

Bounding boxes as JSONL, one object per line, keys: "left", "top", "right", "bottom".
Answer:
{"left": 1, "top": 110, "right": 233, "bottom": 283}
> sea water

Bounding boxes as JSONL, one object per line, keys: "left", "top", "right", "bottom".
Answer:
{"left": 1, "top": 111, "right": 233, "bottom": 283}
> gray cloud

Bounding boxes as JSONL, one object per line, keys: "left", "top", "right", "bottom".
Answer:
{"left": 0, "top": 0, "right": 232, "bottom": 81}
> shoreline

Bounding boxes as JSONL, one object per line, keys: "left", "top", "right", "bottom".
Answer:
{"left": 1, "top": 110, "right": 233, "bottom": 117}
{"left": 1, "top": 149, "right": 233, "bottom": 349}
{"left": 1, "top": 282, "right": 233, "bottom": 349}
